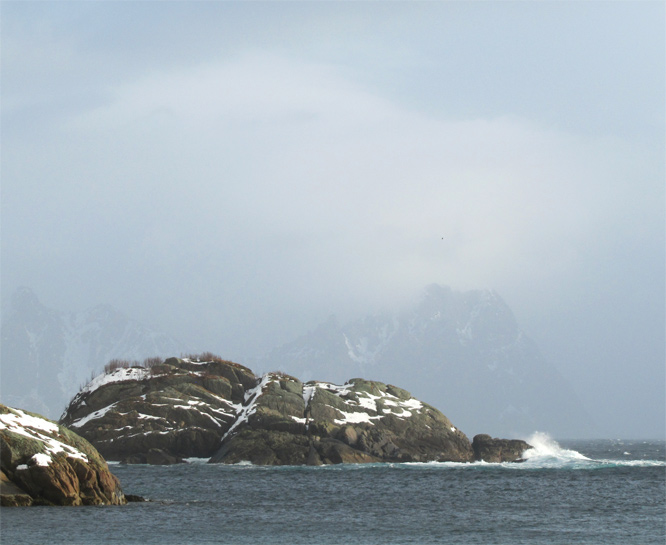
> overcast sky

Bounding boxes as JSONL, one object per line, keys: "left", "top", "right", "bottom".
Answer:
{"left": 1, "top": 1, "right": 664, "bottom": 438}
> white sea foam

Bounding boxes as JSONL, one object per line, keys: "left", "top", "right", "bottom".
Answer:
{"left": 518, "top": 433, "right": 665, "bottom": 469}
{"left": 521, "top": 432, "right": 591, "bottom": 467}
{"left": 396, "top": 433, "right": 664, "bottom": 470}
{"left": 183, "top": 457, "right": 210, "bottom": 464}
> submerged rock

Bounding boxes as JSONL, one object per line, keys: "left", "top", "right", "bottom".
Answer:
{"left": 125, "top": 494, "right": 148, "bottom": 502}
{"left": 0, "top": 404, "right": 126, "bottom": 506}
{"left": 60, "top": 356, "right": 529, "bottom": 465}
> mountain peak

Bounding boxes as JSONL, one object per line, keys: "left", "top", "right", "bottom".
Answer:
{"left": 259, "top": 284, "right": 592, "bottom": 437}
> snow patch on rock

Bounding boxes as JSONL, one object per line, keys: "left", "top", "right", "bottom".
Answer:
{"left": 0, "top": 407, "right": 89, "bottom": 467}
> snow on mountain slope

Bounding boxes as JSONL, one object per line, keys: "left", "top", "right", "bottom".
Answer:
{"left": 0, "top": 287, "right": 187, "bottom": 419}
{"left": 258, "top": 284, "right": 593, "bottom": 438}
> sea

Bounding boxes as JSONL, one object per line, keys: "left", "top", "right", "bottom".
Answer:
{"left": 1, "top": 434, "right": 664, "bottom": 545}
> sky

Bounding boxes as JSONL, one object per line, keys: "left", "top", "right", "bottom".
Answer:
{"left": 1, "top": 1, "right": 664, "bottom": 438}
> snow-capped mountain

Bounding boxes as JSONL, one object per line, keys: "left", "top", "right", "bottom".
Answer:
{"left": 258, "top": 284, "right": 592, "bottom": 438}
{"left": 0, "top": 287, "right": 187, "bottom": 420}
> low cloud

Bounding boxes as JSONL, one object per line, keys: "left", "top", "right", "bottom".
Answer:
{"left": 6, "top": 53, "right": 651, "bottom": 325}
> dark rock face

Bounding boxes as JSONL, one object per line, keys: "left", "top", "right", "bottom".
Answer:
{"left": 60, "top": 357, "right": 527, "bottom": 466}
{"left": 209, "top": 374, "right": 474, "bottom": 465}
{"left": 1, "top": 470, "right": 33, "bottom": 506}
{"left": 0, "top": 404, "right": 126, "bottom": 506}
{"left": 60, "top": 357, "right": 256, "bottom": 461}
{"left": 472, "top": 434, "right": 531, "bottom": 462}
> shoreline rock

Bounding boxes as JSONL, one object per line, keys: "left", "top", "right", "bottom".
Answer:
{"left": 472, "top": 434, "right": 531, "bottom": 463}
{"left": 0, "top": 404, "right": 126, "bottom": 506}
{"left": 60, "top": 356, "right": 531, "bottom": 466}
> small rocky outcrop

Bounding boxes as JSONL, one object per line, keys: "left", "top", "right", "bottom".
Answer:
{"left": 471, "top": 434, "right": 531, "bottom": 462}
{"left": 60, "top": 356, "right": 530, "bottom": 465}
{"left": 0, "top": 404, "right": 126, "bottom": 506}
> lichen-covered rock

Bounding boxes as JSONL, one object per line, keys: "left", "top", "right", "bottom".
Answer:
{"left": 61, "top": 356, "right": 527, "bottom": 466}
{"left": 472, "top": 434, "right": 531, "bottom": 462}
{"left": 60, "top": 357, "right": 256, "bottom": 462}
{"left": 0, "top": 404, "right": 126, "bottom": 506}
{"left": 210, "top": 373, "right": 474, "bottom": 464}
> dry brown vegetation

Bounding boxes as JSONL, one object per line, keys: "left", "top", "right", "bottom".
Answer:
{"left": 102, "top": 357, "right": 164, "bottom": 374}
{"left": 181, "top": 352, "right": 255, "bottom": 374}
{"left": 181, "top": 352, "right": 230, "bottom": 363}
{"left": 103, "top": 359, "right": 138, "bottom": 374}
{"left": 142, "top": 356, "right": 163, "bottom": 369}
{"left": 86, "top": 353, "right": 255, "bottom": 389}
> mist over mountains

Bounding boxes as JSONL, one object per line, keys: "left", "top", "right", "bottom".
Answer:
{"left": 257, "top": 284, "right": 592, "bottom": 438}
{"left": 0, "top": 287, "right": 186, "bottom": 419}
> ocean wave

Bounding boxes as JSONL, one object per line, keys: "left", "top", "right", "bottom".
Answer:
{"left": 330, "top": 433, "right": 665, "bottom": 471}
{"left": 517, "top": 432, "right": 665, "bottom": 469}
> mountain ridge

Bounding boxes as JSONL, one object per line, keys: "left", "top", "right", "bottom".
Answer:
{"left": 257, "top": 284, "right": 592, "bottom": 438}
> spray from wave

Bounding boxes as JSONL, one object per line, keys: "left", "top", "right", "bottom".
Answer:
{"left": 517, "top": 432, "right": 665, "bottom": 469}
{"left": 520, "top": 432, "right": 591, "bottom": 467}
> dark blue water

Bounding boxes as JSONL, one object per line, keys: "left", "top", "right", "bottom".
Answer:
{"left": 1, "top": 438, "right": 664, "bottom": 545}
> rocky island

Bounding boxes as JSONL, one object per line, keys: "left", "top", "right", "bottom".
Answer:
{"left": 0, "top": 404, "right": 126, "bottom": 506}
{"left": 60, "top": 355, "right": 530, "bottom": 465}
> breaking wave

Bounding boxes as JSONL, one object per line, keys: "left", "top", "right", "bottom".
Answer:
{"left": 520, "top": 432, "right": 592, "bottom": 467}
{"left": 394, "top": 433, "right": 664, "bottom": 471}
{"left": 516, "top": 432, "right": 664, "bottom": 470}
